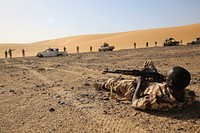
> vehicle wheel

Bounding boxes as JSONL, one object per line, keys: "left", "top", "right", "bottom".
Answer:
{"left": 57, "top": 54, "right": 63, "bottom": 57}
{"left": 38, "top": 54, "right": 43, "bottom": 58}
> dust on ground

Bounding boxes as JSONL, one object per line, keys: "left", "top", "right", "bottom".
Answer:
{"left": 0, "top": 45, "right": 200, "bottom": 133}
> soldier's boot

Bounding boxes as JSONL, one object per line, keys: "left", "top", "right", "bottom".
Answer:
{"left": 93, "top": 83, "right": 107, "bottom": 91}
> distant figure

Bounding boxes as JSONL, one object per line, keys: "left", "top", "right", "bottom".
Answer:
{"left": 90, "top": 46, "right": 92, "bottom": 52}
{"left": 180, "top": 40, "right": 183, "bottom": 44}
{"left": 8, "top": 49, "right": 15, "bottom": 58}
{"left": 64, "top": 47, "right": 66, "bottom": 52}
{"left": 146, "top": 42, "right": 149, "bottom": 48}
{"left": 5, "top": 50, "right": 8, "bottom": 58}
{"left": 22, "top": 49, "right": 25, "bottom": 57}
{"left": 134, "top": 42, "right": 136, "bottom": 49}
{"left": 77, "top": 46, "right": 79, "bottom": 53}
{"left": 48, "top": 47, "right": 53, "bottom": 51}
{"left": 155, "top": 41, "right": 158, "bottom": 47}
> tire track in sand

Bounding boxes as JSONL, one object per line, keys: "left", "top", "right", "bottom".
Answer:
{"left": 12, "top": 63, "right": 145, "bottom": 132}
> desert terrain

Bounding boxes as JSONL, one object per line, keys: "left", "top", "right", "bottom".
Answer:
{"left": 0, "top": 23, "right": 200, "bottom": 58}
{"left": 0, "top": 44, "right": 200, "bottom": 132}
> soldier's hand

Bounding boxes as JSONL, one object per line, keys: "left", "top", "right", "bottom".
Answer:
{"left": 142, "top": 61, "right": 157, "bottom": 72}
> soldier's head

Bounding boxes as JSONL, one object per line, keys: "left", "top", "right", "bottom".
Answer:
{"left": 166, "top": 66, "right": 191, "bottom": 90}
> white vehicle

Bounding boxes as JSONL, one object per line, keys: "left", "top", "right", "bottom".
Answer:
{"left": 36, "top": 48, "right": 68, "bottom": 58}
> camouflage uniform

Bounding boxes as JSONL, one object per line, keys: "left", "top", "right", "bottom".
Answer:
{"left": 104, "top": 77, "right": 138, "bottom": 101}
{"left": 104, "top": 77, "right": 196, "bottom": 111}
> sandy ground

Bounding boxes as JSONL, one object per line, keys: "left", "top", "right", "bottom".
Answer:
{"left": 0, "top": 45, "right": 200, "bottom": 133}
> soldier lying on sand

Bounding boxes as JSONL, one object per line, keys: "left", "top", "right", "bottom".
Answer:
{"left": 93, "top": 61, "right": 196, "bottom": 111}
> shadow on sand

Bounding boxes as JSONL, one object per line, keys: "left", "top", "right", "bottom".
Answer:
{"left": 144, "top": 100, "right": 200, "bottom": 120}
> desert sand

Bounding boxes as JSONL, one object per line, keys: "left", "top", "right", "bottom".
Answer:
{"left": 0, "top": 23, "right": 200, "bottom": 58}
{"left": 0, "top": 44, "right": 200, "bottom": 132}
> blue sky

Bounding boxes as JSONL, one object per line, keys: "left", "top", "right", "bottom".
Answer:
{"left": 0, "top": 0, "right": 200, "bottom": 43}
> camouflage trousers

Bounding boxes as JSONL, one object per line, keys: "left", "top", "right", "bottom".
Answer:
{"left": 103, "top": 76, "right": 138, "bottom": 101}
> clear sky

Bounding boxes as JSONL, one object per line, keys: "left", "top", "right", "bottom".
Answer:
{"left": 0, "top": 0, "right": 200, "bottom": 43}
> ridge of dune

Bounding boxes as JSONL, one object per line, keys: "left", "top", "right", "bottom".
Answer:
{"left": 0, "top": 23, "right": 200, "bottom": 57}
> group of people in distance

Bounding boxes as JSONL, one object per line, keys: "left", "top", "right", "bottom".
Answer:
{"left": 76, "top": 46, "right": 93, "bottom": 54}
{"left": 4, "top": 49, "right": 25, "bottom": 58}
{"left": 4, "top": 42, "right": 160, "bottom": 58}
{"left": 134, "top": 41, "right": 158, "bottom": 49}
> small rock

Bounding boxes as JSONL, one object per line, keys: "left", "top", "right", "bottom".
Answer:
{"left": 80, "top": 93, "right": 89, "bottom": 97}
{"left": 0, "top": 85, "right": 5, "bottom": 87}
{"left": 71, "top": 86, "right": 74, "bottom": 89}
{"left": 103, "top": 96, "right": 109, "bottom": 101}
{"left": 84, "top": 83, "right": 90, "bottom": 86}
{"left": 35, "top": 85, "right": 40, "bottom": 88}
{"left": 42, "top": 92, "right": 47, "bottom": 94}
{"left": 186, "top": 63, "right": 190, "bottom": 65}
{"left": 49, "top": 108, "right": 55, "bottom": 112}
{"left": 9, "top": 89, "right": 15, "bottom": 93}
{"left": 37, "top": 68, "right": 46, "bottom": 71}
{"left": 55, "top": 95, "right": 61, "bottom": 99}
{"left": 103, "top": 110, "right": 108, "bottom": 114}
{"left": 177, "top": 127, "right": 184, "bottom": 131}
{"left": 56, "top": 84, "right": 61, "bottom": 87}
{"left": 58, "top": 101, "right": 65, "bottom": 105}
{"left": 132, "top": 112, "right": 139, "bottom": 116}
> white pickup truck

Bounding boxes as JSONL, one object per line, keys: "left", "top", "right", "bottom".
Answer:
{"left": 36, "top": 48, "right": 68, "bottom": 58}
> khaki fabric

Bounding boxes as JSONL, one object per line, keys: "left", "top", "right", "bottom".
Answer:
{"left": 104, "top": 77, "right": 138, "bottom": 100}
{"left": 132, "top": 83, "right": 196, "bottom": 110}
{"left": 104, "top": 78, "right": 196, "bottom": 111}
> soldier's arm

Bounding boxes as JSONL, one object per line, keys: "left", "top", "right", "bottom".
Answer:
{"left": 132, "top": 76, "right": 145, "bottom": 102}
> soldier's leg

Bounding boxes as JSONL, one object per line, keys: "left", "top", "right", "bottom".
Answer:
{"left": 104, "top": 77, "right": 137, "bottom": 97}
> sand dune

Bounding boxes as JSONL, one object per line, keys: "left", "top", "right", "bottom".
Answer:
{"left": 0, "top": 23, "right": 200, "bottom": 57}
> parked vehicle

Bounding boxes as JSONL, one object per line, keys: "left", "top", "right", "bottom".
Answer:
{"left": 98, "top": 42, "right": 115, "bottom": 52}
{"left": 36, "top": 48, "right": 68, "bottom": 58}
{"left": 163, "top": 38, "right": 180, "bottom": 46}
{"left": 187, "top": 37, "right": 200, "bottom": 45}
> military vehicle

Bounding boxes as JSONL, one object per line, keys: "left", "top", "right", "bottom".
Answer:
{"left": 36, "top": 48, "right": 68, "bottom": 58}
{"left": 98, "top": 42, "right": 115, "bottom": 52}
{"left": 187, "top": 37, "right": 200, "bottom": 45}
{"left": 163, "top": 38, "right": 180, "bottom": 46}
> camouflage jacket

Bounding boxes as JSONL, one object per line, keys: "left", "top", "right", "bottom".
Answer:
{"left": 132, "top": 83, "right": 196, "bottom": 111}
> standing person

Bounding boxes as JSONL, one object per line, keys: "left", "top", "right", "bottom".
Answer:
{"left": 146, "top": 42, "right": 149, "bottom": 48}
{"left": 22, "top": 49, "right": 25, "bottom": 57}
{"left": 90, "top": 46, "right": 92, "bottom": 52}
{"left": 155, "top": 41, "right": 158, "bottom": 47}
{"left": 5, "top": 50, "right": 8, "bottom": 58}
{"left": 8, "top": 49, "right": 14, "bottom": 58}
{"left": 64, "top": 47, "right": 66, "bottom": 52}
{"left": 180, "top": 40, "right": 183, "bottom": 45}
{"left": 77, "top": 46, "right": 79, "bottom": 53}
{"left": 134, "top": 42, "right": 136, "bottom": 49}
